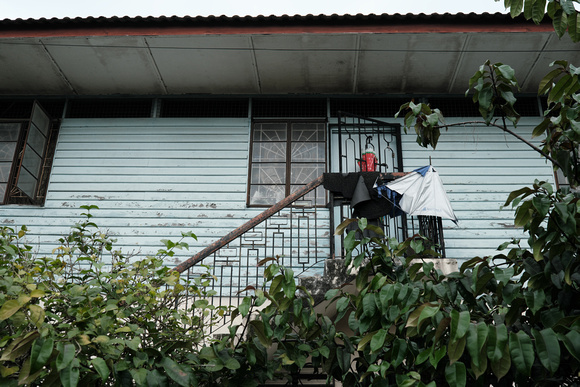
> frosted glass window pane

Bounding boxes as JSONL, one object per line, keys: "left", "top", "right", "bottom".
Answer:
{"left": 252, "top": 142, "right": 286, "bottom": 162}
{"left": 291, "top": 163, "right": 324, "bottom": 184}
{"left": 253, "top": 123, "right": 287, "bottom": 141}
{"left": 0, "top": 123, "right": 20, "bottom": 142}
{"left": 0, "top": 184, "right": 5, "bottom": 200}
{"left": 0, "top": 143, "right": 16, "bottom": 162}
{"left": 0, "top": 163, "right": 12, "bottom": 182}
{"left": 251, "top": 164, "right": 285, "bottom": 184}
{"left": 291, "top": 143, "right": 325, "bottom": 162}
{"left": 250, "top": 185, "right": 285, "bottom": 205}
{"left": 31, "top": 104, "right": 50, "bottom": 136}
{"left": 17, "top": 168, "right": 37, "bottom": 198}
{"left": 291, "top": 123, "right": 325, "bottom": 141}
{"left": 27, "top": 124, "right": 47, "bottom": 155}
{"left": 21, "top": 148, "right": 42, "bottom": 178}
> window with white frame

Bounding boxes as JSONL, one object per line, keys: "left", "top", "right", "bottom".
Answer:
{"left": 248, "top": 121, "right": 326, "bottom": 206}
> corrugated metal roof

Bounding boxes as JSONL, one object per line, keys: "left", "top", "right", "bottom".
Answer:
{"left": 0, "top": 11, "right": 566, "bottom": 96}
{"left": 0, "top": 12, "right": 536, "bottom": 30}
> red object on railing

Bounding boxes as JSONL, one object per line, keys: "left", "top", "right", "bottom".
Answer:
{"left": 358, "top": 147, "right": 377, "bottom": 172}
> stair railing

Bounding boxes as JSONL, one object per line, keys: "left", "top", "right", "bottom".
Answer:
{"left": 174, "top": 175, "right": 327, "bottom": 332}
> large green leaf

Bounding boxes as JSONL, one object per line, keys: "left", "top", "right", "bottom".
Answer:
{"left": 370, "top": 329, "right": 388, "bottom": 353}
{"left": 510, "top": 0, "right": 524, "bottom": 17}
{"left": 30, "top": 337, "right": 54, "bottom": 373}
{"left": 497, "top": 64, "right": 516, "bottom": 82}
{"left": 0, "top": 300, "right": 21, "bottom": 321}
{"left": 160, "top": 357, "right": 192, "bottom": 387}
{"left": 28, "top": 304, "right": 45, "bottom": 328}
{"left": 524, "top": 0, "right": 535, "bottom": 18}
{"left": 487, "top": 324, "right": 509, "bottom": 363}
{"left": 553, "top": 9, "right": 569, "bottom": 37}
{"left": 448, "top": 336, "right": 466, "bottom": 365}
{"left": 532, "top": 0, "right": 547, "bottom": 23}
{"left": 90, "top": 357, "right": 110, "bottom": 382}
{"left": 358, "top": 331, "right": 376, "bottom": 351}
{"left": 362, "top": 293, "right": 377, "bottom": 318}
{"left": 532, "top": 328, "right": 560, "bottom": 374}
{"left": 146, "top": 370, "right": 168, "bottom": 387}
{"left": 569, "top": 12, "right": 580, "bottom": 42}
{"left": 450, "top": 310, "right": 470, "bottom": 341}
{"left": 549, "top": 74, "right": 573, "bottom": 103}
{"left": 0, "top": 331, "right": 39, "bottom": 362}
{"left": 471, "top": 348, "right": 488, "bottom": 380}
{"left": 59, "top": 359, "right": 80, "bottom": 387}
{"left": 509, "top": 331, "right": 534, "bottom": 376}
{"left": 429, "top": 345, "right": 447, "bottom": 368}
{"left": 238, "top": 296, "right": 251, "bottom": 317}
{"left": 391, "top": 339, "right": 407, "bottom": 368}
{"left": 249, "top": 320, "right": 272, "bottom": 347}
{"left": 560, "top": 0, "right": 575, "bottom": 14}
{"left": 560, "top": 330, "right": 580, "bottom": 362}
{"left": 490, "top": 343, "right": 511, "bottom": 381}
{"left": 466, "top": 323, "right": 488, "bottom": 369}
{"left": 129, "top": 368, "right": 147, "bottom": 386}
{"left": 417, "top": 303, "right": 440, "bottom": 330}
{"left": 445, "top": 362, "right": 466, "bottom": 387}
{"left": 56, "top": 344, "right": 76, "bottom": 371}
{"left": 524, "top": 289, "right": 546, "bottom": 314}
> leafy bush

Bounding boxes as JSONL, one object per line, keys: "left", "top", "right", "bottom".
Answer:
{"left": 0, "top": 205, "right": 226, "bottom": 386}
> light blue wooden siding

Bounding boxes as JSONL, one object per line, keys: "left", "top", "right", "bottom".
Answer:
{"left": 0, "top": 114, "right": 551, "bottom": 271}
{"left": 0, "top": 118, "right": 329, "bottom": 274}
{"left": 400, "top": 117, "right": 553, "bottom": 263}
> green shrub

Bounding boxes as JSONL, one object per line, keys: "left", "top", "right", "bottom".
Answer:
{"left": 0, "top": 205, "right": 226, "bottom": 386}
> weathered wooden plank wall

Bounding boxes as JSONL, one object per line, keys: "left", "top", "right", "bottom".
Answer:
{"left": 0, "top": 118, "right": 329, "bottom": 274}
{"left": 0, "top": 115, "right": 553, "bottom": 271}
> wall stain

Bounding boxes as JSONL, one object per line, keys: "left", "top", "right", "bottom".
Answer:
{"left": 494, "top": 222, "right": 517, "bottom": 228}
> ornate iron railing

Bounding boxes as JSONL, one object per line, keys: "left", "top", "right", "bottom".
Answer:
{"left": 174, "top": 176, "right": 329, "bottom": 330}
{"left": 173, "top": 112, "right": 447, "bottom": 332}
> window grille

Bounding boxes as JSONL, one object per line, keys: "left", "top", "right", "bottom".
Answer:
{"left": 159, "top": 98, "right": 248, "bottom": 117}
{"left": 330, "top": 97, "right": 409, "bottom": 118}
{"left": 252, "top": 98, "right": 326, "bottom": 118}
{"left": 429, "top": 96, "right": 541, "bottom": 117}
{"left": 67, "top": 99, "right": 152, "bottom": 118}
{"left": 248, "top": 120, "right": 326, "bottom": 206}
{"left": 0, "top": 99, "right": 65, "bottom": 119}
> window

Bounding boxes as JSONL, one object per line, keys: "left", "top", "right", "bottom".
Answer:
{"left": 0, "top": 102, "right": 56, "bottom": 205}
{"left": 248, "top": 121, "right": 326, "bottom": 206}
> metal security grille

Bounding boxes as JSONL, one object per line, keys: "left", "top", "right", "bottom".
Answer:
{"left": 428, "top": 96, "right": 541, "bottom": 117}
{"left": 0, "top": 100, "right": 34, "bottom": 119}
{"left": 334, "top": 112, "right": 402, "bottom": 174}
{"left": 252, "top": 98, "right": 327, "bottom": 118}
{"left": 0, "top": 100, "right": 64, "bottom": 120}
{"left": 160, "top": 98, "right": 249, "bottom": 117}
{"left": 330, "top": 112, "right": 408, "bottom": 258}
{"left": 330, "top": 97, "right": 409, "bottom": 118}
{"left": 66, "top": 99, "right": 153, "bottom": 118}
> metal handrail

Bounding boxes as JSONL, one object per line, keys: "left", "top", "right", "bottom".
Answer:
{"left": 174, "top": 175, "right": 324, "bottom": 273}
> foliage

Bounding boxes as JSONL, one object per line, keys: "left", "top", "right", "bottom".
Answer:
{"left": 235, "top": 215, "right": 579, "bottom": 386}
{"left": 502, "top": 0, "right": 580, "bottom": 42}
{"left": 0, "top": 205, "right": 227, "bottom": 386}
{"left": 3, "top": 3, "right": 580, "bottom": 387}
{"left": 232, "top": 3, "right": 580, "bottom": 386}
